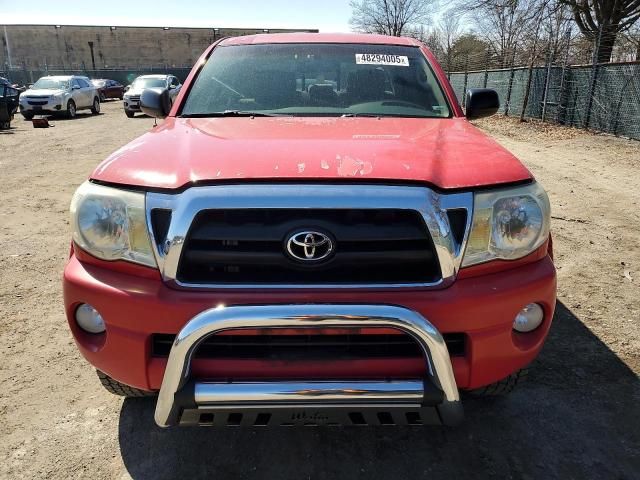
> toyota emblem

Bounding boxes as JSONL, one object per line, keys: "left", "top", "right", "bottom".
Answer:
{"left": 285, "top": 230, "right": 334, "bottom": 262}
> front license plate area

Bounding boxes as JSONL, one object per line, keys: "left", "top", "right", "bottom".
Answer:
{"left": 178, "top": 405, "right": 441, "bottom": 427}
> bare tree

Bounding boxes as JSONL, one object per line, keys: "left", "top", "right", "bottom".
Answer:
{"left": 615, "top": 22, "right": 640, "bottom": 60}
{"left": 561, "top": 0, "right": 640, "bottom": 63}
{"left": 438, "top": 10, "right": 464, "bottom": 71}
{"left": 459, "top": 0, "right": 550, "bottom": 67}
{"left": 349, "top": 0, "right": 438, "bottom": 36}
{"left": 412, "top": 10, "right": 463, "bottom": 71}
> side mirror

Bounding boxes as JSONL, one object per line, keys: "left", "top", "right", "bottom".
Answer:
{"left": 140, "top": 87, "right": 171, "bottom": 119}
{"left": 124, "top": 85, "right": 130, "bottom": 92}
{"left": 465, "top": 88, "right": 499, "bottom": 120}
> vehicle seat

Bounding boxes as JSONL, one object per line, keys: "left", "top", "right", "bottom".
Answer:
{"left": 392, "top": 74, "right": 436, "bottom": 110}
{"left": 308, "top": 84, "right": 339, "bottom": 107}
{"left": 252, "top": 70, "right": 298, "bottom": 109}
{"left": 346, "top": 68, "right": 388, "bottom": 104}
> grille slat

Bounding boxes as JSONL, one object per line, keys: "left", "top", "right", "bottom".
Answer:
{"left": 176, "top": 208, "right": 441, "bottom": 285}
{"left": 183, "top": 249, "right": 435, "bottom": 266}
{"left": 152, "top": 332, "right": 466, "bottom": 359}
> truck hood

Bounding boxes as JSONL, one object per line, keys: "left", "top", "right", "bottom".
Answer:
{"left": 91, "top": 116, "right": 532, "bottom": 190}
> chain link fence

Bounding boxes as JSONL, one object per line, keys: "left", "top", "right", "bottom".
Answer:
{"left": 442, "top": 26, "right": 640, "bottom": 141}
{"left": 448, "top": 61, "right": 640, "bottom": 140}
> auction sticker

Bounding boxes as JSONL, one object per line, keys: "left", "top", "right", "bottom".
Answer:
{"left": 355, "top": 53, "right": 409, "bottom": 66}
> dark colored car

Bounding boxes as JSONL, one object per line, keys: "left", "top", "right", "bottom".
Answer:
{"left": 91, "top": 79, "right": 124, "bottom": 101}
{"left": 0, "top": 82, "right": 20, "bottom": 129}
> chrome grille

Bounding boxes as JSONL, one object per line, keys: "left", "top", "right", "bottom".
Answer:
{"left": 145, "top": 184, "right": 474, "bottom": 289}
{"left": 175, "top": 208, "right": 441, "bottom": 285}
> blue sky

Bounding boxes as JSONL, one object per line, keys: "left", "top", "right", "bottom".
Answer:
{"left": 0, "top": 0, "right": 354, "bottom": 32}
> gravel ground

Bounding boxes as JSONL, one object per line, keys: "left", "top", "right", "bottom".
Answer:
{"left": 0, "top": 102, "right": 638, "bottom": 479}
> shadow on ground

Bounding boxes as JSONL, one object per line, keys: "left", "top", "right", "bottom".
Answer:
{"left": 118, "top": 302, "right": 639, "bottom": 479}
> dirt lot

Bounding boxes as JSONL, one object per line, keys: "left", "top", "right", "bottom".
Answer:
{"left": 0, "top": 101, "right": 638, "bottom": 479}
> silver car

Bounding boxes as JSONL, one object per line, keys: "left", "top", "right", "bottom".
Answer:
{"left": 19, "top": 75, "right": 100, "bottom": 119}
{"left": 123, "top": 74, "right": 181, "bottom": 118}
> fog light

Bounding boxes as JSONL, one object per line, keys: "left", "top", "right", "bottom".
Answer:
{"left": 513, "top": 303, "right": 544, "bottom": 333}
{"left": 75, "top": 303, "right": 106, "bottom": 334}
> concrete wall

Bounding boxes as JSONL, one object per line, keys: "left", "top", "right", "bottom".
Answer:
{"left": 1, "top": 25, "right": 317, "bottom": 70}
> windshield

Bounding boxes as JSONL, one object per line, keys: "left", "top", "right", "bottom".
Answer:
{"left": 132, "top": 77, "right": 167, "bottom": 89}
{"left": 181, "top": 43, "right": 451, "bottom": 118}
{"left": 32, "top": 78, "right": 70, "bottom": 90}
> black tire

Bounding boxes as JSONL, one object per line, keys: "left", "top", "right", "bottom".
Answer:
{"left": 96, "top": 370, "right": 155, "bottom": 397}
{"left": 467, "top": 369, "right": 528, "bottom": 397}
{"left": 99, "top": 92, "right": 106, "bottom": 102}
{"left": 0, "top": 120, "right": 10, "bottom": 130}
{"left": 66, "top": 100, "right": 77, "bottom": 119}
{"left": 90, "top": 97, "right": 100, "bottom": 115}
{"left": 125, "top": 110, "right": 135, "bottom": 118}
{"left": 22, "top": 112, "right": 34, "bottom": 120}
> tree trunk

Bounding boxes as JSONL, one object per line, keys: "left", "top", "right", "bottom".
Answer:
{"left": 595, "top": 29, "right": 617, "bottom": 63}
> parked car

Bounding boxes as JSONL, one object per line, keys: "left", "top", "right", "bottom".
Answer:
{"left": 64, "top": 33, "right": 555, "bottom": 428}
{"left": 0, "top": 82, "right": 20, "bottom": 129}
{"left": 19, "top": 75, "right": 100, "bottom": 119}
{"left": 91, "top": 79, "right": 124, "bottom": 101}
{"left": 122, "top": 74, "right": 181, "bottom": 117}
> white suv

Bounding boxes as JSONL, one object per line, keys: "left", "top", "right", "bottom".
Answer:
{"left": 123, "top": 74, "right": 181, "bottom": 118}
{"left": 19, "top": 75, "right": 100, "bottom": 119}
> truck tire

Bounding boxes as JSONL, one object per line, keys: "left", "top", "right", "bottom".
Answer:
{"left": 125, "top": 110, "right": 135, "bottom": 118}
{"left": 96, "top": 370, "right": 156, "bottom": 397}
{"left": 467, "top": 369, "right": 528, "bottom": 397}
{"left": 0, "top": 120, "right": 10, "bottom": 130}
{"left": 22, "top": 112, "right": 34, "bottom": 120}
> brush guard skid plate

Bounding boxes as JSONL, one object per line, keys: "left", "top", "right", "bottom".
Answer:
{"left": 154, "top": 304, "right": 463, "bottom": 427}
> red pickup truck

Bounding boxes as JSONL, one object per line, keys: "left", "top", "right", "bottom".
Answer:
{"left": 63, "top": 33, "right": 555, "bottom": 428}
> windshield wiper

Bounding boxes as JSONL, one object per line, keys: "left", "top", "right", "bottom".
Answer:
{"left": 181, "top": 110, "right": 283, "bottom": 118}
{"left": 341, "top": 113, "right": 382, "bottom": 118}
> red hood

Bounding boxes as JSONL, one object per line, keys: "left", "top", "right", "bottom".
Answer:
{"left": 91, "top": 117, "right": 532, "bottom": 190}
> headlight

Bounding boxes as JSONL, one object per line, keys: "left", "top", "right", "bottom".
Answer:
{"left": 70, "top": 181, "right": 156, "bottom": 267}
{"left": 462, "top": 182, "right": 550, "bottom": 267}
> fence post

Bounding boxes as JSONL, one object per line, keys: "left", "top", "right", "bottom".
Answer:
{"left": 520, "top": 62, "right": 536, "bottom": 122}
{"left": 584, "top": 24, "right": 604, "bottom": 129}
{"left": 556, "top": 28, "right": 572, "bottom": 125}
{"left": 541, "top": 41, "right": 554, "bottom": 122}
{"left": 483, "top": 48, "right": 490, "bottom": 88}
{"left": 462, "top": 54, "right": 469, "bottom": 107}
{"left": 504, "top": 47, "right": 518, "bottom": 116}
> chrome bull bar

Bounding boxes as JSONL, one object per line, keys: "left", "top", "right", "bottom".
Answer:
{"left": 154, "top": 304, "right": 463, "bottom": 427}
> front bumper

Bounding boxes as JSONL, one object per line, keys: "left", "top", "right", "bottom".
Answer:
{"left": 64, "top": 253, "right": 556, "bottom": 395}
{"left": 20, "top": 100, "right": 63, "bottom": 113}
{"left": 154, "top": 304, "right": 462, "bottom": 427}
{"left": 123, "top": 98, "right": 141, "bottom": 111}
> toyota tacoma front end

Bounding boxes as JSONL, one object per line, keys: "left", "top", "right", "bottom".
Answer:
{"left": 63, "top": 33, "right": 556, "bottom": 427}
